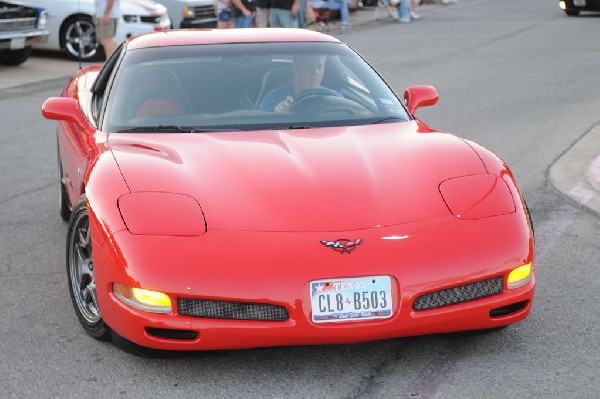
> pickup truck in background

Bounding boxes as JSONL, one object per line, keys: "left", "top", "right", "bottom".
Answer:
{"left": 155, "top": 0, "right": 217, "bottom": 29}
{"left": 0, "top": 1, "right": 48, "bottom": 66}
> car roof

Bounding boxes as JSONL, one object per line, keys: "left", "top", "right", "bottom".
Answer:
{"left": 126, "top": 28, "right": 341, "bottom": 50}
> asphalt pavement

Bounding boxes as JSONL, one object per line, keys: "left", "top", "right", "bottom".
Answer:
{"left": 1, "top": 1, "right": 598, "bottom": 216}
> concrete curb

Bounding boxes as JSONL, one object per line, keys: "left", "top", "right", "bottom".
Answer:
{"left": 549, "top": 124, "right": 600, "bottom": 216}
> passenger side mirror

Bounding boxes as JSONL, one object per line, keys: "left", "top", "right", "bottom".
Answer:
{"left": 41, "top": 97, "right": 84, "bottom": 124}
{"left": 404, "top": 85, "right": 439, "bottom": 115}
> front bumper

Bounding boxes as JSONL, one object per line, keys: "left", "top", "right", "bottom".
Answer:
{"left": 180, "top": 18, "right": 218, "bottom": 29}
{"left": 0, "top": 28, "right": 48, "bottom": 50}
{"left": 89, "top": 200, "right": 535, "bottom": 351}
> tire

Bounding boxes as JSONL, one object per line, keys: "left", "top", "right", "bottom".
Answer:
{"left": 66, "top": 195, "right": 110, "bottom": 340}
{"left": 60, "top": 15, "right": 104, "bottom": 61}
{"left": 0, "top": 47, "right": 32, "bottom": 66}
{"left": 58, "top": 162, "right": 72, "bottom": 222}
{"left": 565, "top": 9, "right": 580, "bottom": 16}
{"left": 523, "top": 199, "right": 535, "bottom": 243}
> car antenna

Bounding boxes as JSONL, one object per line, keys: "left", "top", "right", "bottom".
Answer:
{"left": 77, "top": 0, "right": 82, "bottom": 70}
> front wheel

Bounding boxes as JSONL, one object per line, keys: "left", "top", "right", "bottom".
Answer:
{"left": 66, "top": 195, "right": 110, "bottom": 340}
{"left": 0, "top": 47, "right": 32, "bottom": 66}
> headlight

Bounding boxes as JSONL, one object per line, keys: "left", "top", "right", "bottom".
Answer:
{"left": 37, "top": 10, "right": 48, "bottom": 29}
{"left": 113, "top": 283, "right": 172, "bottom": 314}
{"left": 507, "top": 263, "right": 533, "bottom": 290}
{"left": 122, "top": 15, "right": 141, "bottom": 23}
{"left": 183, "top": 6, "right": 195, "bottom": 18}
{"left": 439, "top": 175, "right": 515, "bottom": 220}
{"left": 118, "top": 192, "right": 207, "bottom": 236}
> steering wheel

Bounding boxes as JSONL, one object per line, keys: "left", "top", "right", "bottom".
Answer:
{"left": 288, "top": 89, "right": 370, "bottom": 115}
{"left": 291, "top": 88, "right": 338, "bottom": 104}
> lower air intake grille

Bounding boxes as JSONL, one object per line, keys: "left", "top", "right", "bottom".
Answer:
{"left": 413, "top": 276, "right": 503, "bottom": 311}
{"left": 178, "top": 298, "right": 288, "bottom": 321}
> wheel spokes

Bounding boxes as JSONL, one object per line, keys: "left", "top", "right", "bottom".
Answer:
{"left": 70, "top": 212, "right": 101, "bottom": 324}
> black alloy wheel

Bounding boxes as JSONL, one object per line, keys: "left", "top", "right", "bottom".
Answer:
{"left": 66, "top": 195, "right": 110, "bottom": 339}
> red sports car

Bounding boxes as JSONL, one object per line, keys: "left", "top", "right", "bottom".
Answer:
{"left": 42, "top": 28, "right": 535, "bottom": 352}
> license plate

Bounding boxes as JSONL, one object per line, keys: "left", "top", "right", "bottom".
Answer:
{"left": 310, "top": 276, "right": 393, "bottom": 323}
{"left": 10, "top": 38, "right": 26, "bottom": 50}
{"left": 574, "top": 0, "right": 586, "bottom": 6}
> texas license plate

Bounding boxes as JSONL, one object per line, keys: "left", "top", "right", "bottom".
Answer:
{"left": 310, "top": 276, "right": 393, "bottom": 323}
{"left": 574, "top": 0, "right": 586, "bottom": 6}
{"left": 10, "top": 38, "right": 26, "bottom": 49}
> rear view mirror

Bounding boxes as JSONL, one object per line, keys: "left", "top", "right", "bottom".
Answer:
{"left": 404, "top": 85, "right": 439, "bottom": 115}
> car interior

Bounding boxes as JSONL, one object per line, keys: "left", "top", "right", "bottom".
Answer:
{"left": 100, "top": 42, "right": 408, "bottom": 132}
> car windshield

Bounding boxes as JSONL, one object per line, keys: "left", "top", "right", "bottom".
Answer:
{"left": 102, "top": 41, "right": 410, "bottom": 133}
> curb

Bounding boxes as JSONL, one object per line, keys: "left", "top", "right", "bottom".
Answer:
{"left": 549, "top": 124, "right": 600, "bottom": 216}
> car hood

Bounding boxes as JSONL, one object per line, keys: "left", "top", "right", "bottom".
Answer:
{"left": 108, "top": 122, "right": 487, "bottom": 232}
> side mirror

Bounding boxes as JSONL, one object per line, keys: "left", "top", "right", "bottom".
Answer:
{"left": 41, "top": 97, "right": 84, "bottom": 124}
{"left": 404, "top": 85, "right": 439, "bottom": 115}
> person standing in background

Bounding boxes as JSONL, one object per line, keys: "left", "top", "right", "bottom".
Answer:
{"left": 409, "top": 0, "right": 420, "bottom": 20}
{"left": 269, "top": 0, "right": 300, "bottom": 28}
{"left": 255, "top": 0, "right": 270, "bottom": 27}
{"left": 390, "top": 0, "right": 409, "bottom": 22}
{"left": 216, "top": 0, "right": 234, "bottom": 28}
{"left": 232, "top": 0, "right": 256, "bottom": 27}
{"left": 95, "top": 0, "right": 121, "bottom": 59}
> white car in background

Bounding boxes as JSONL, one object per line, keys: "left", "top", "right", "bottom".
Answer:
{"left": 30, "top": 0, "right": 170, "bottom": 61}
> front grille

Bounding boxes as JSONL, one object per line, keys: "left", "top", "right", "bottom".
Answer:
{"left": 413, "top": 276, "right": 503, "bottom": 311}
{"left": 190, "top": 5, "right": 216, "bottom": 19}
{"left": 178, "top": 298, "right": 289, "bottom": 321}
{"left": 0, "top": 17, "right": 36, "bottom": 32}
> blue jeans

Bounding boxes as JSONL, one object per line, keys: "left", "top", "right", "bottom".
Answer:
{"left": 298, "top": 0, "right": 306, "bottom": 28}
{"left": 397, "top": 0, "right": 409, "bottom": 20}
{"left": 312, "top": 0, "right": 349, "bottom": 25}
{"left": 269, "top": 8, "right": 299, "bottom": 27}
{"left": 234, "top": 15, "right": 254, "bottom": 28}
{"left": 327, "top": 0, "right": 349, "bottom": 24}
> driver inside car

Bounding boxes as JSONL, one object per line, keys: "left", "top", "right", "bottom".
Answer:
{"left": 258, "top": 54, "right": 343, "bottom": 112}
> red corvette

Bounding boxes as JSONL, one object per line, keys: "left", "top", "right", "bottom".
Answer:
{"left": 42, "top": 28, "right": 535, "bottom": 352}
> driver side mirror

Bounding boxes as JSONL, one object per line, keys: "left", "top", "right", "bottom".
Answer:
{"left": 404, "top": 85, "right": 439, "bottom": 115}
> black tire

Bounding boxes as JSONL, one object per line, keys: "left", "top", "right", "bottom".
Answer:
{"left": 524, "top": 200, "right": 535, "bottom": 242}
{"left": 565, "top": 9, "right": 580, "bottom": 16}
{"left": 66, "top": 195, "right": 111, "bottom": 340}
{"left": 0, "top": 47, "right": 32, "bottom": 66}
{"left": 60, "top": 14, "right": 104, "bottom": 61}
{"left": 58, "top": 162, "right": 72, "bottom": 222}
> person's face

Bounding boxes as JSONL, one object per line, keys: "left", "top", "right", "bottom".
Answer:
{"left": 292, "top": 55, "right": 326, "bottom": 93}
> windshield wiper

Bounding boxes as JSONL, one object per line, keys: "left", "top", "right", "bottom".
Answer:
{"left": 118, "top": 125, "right": 195, "bottom": 133}
{"left": 270, "top": 125, "right": 313, "bottom": 130}
{"left": 370, "top": 117, "right": 407, "bottom": 125}
{"left": 117, "top": 126, "right": 241, "bottom": 133}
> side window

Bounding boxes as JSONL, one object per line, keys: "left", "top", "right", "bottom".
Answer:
{"left": 91, "top": 43, "right": 124, "bottom": 122}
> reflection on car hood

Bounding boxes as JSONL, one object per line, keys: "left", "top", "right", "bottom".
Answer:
{"left": 108, "top": 122, "right": 486, "bottom": 232}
